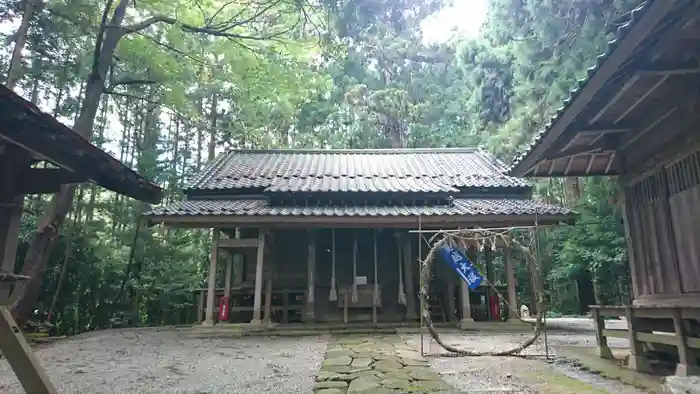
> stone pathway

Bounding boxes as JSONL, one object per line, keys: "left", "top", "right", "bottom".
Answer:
{"left": 313, "top": 335, "right": 461, "bottom": 394}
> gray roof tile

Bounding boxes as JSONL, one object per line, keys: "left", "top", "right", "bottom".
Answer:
{"left": 189, "top": 148, "right": 530, "bottom": 193}
{"left": 146, "top": 198, "right": 573, "bottom": 218}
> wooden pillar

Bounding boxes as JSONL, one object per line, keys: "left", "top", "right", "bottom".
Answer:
{"left": 505, "top": 248, "right": 519, "bottom": 323}
{"left": 625, "top": 307, "right": 652, "bottom": 373}
{"left": 224, "top": 257, "right": 232, "bottom": 298}
{"left": 446, "top": 275, "right": 456, "bottom": 323}
{"left": 0, "top": 145, "right": 27, "bottom": 302}
{"left": 619, "top": 190, "right": 640, "bottom": 301}
{"left": 403, "top": 235, "right": 417, "bottom": 320}
{"left": 251, "top": 231, "right": 266, "bottom": 324}
{"left": 263, "top": 239, "right": 274, "bottom": 325}
{"left": 0, "top": 307, "right": 57, "bottom": 394}
{"left": 233, "top": 254, "right": 243, "bottom": 286}
{"left": 203, "top": 229, "right": 220, "bottom": 326}
{"left": 591, "top": 308, "right": 613, "bottom": 359}
{"left": 673, "top": 308, "right": 699, "bottom": 376}
{"left": 460, "top": 245, "right": 476, "bottom": 328}
{"left": 484, "top": 244, "right": 494, "bottom": 321}
{"left": 197, "top": 290, "right": 205, "bottom": 324}
{"left": 372, "top": 229, "right": 378, "bottom": 325}
{"left": 264, "top": 273, "right": 273, "bottom": 325}
{"left": 306, "top": 229, "right": 316, "bottom": 323}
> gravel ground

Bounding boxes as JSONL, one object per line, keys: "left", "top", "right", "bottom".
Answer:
{"left": 0, "top": 328, "right": 328, "bottom": 394}
{"left": 404, "top": 319, "right": 642, "bottom": 394}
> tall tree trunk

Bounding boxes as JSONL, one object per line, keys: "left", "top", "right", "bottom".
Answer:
{"left": 10, "top": 0, "right": 133, "bottom": 326}
{"left": 5, "top": 0, "right": 41, "bottom": 88}
{"left": 208, "top": 93, "right": 218, "bottom": 160}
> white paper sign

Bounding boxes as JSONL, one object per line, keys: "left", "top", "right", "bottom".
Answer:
{"left": 355, "top": 276, "right": 367, "bottom": 285}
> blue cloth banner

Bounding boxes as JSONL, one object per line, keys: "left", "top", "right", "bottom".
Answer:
{"left": 438, "top": 244, "right": 484, "bottom": 289}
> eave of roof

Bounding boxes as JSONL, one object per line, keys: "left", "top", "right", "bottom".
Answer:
{"left": 144, "top": 198, "right": 577, "bottom": 226}
{"left": 507, "top": 0, "right": 679, "bottom": 177}
{"left": 0, "top": 85, "right": 162, "bottom": 203}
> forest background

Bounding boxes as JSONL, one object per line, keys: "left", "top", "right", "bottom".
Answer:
{"left": 0, "top": 0, "right": 636, "bottom": 334}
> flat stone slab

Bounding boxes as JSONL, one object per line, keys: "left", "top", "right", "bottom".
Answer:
{"left": 374, "top": 360, "right": 403, "bottom": 372}
{"left": 351, "top": 357, "right": 374, "bottom": 368}
{"left": 324, "top": 355, "right": 352, "bottom": 366}
{"left": 664, "top": 376, "right": 700, "bottom": 394}
{"left": 316, "top": 389, "right": 346, "bottom": 394}
{"left": 348, "top": 375, "right": 381, "bottom": 392}
{"left": 314, "top": 380, "right": 349, "bottom": 390}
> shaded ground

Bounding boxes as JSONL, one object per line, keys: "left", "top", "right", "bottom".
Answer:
{"left": 0, "top": 328, "right": 327, "bottom": 394}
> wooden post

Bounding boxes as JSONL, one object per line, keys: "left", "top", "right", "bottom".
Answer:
{"left": 306, "top": 229, "right": 316, "bottom": 323}
{"left": 0, "top": 307, "right": 57, "bottom": 394}
{"left": 625, "top": 307, "right": 652, "bottom": 373}
{"left": 446, "top": 275, "right": 456, "bottom": 323}
{"left": 459, "top": 245, "right": 476, "bottom": 328}
{"left": 203, "top": 229, "right": 220, "bottom": 326}
{"left": 484, "top": 244, "right": 493, "bottom": 321}
{"left": 282, "top": 288, "right": 289, "bottom": 324}
{"left": 403, "top": 235, "right": 417, "bottom": 320}
{"left": 505, "top": 248, "right": 519, "bottom": 323}
{"left": 264, "top": 272, "right": 273, "bottom": 325}
{"left": 0, "top": 146, "right": 26, "bottom": 302}
{"left": 224, "top": 258, "right": 232, "bottom": 299}
{"left": 372, "top": 229, "right": 378, "bottom": 325}
{"left": 592, "top": 308, "right": 613, "bottom": 359}
{"left": 251, "top": 231, "right": 266, "bottom": 324}
{"left": 673, "top": 308, "right": 699, "bottom": 376}
{"left": 197, "top": 290, "right": 204, "bottom": 324}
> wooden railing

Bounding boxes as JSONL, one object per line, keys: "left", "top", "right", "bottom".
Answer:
{"left": 590, "top": 305, "right": 700, "bottom": 377}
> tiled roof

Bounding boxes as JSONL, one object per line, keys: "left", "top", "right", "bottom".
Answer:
{"left": 508, "top": 2, "right": 650, "bottom": 173}
{"left": 189, "top": 148, "right": 529, "bottom": 193}
{"left": 146, "top": 198, "right": 573, "bottom": 218}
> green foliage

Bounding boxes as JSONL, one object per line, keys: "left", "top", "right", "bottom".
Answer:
{"left": 0, "top": 0, "right": 642, "bottom": 330}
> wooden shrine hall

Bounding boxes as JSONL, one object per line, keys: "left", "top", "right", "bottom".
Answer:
{"left": 509, "top": 0, "right": 700, "bottom": 377}
{"left": 0, "top": 85, "right": 162, "bottom": 394}
{"left": 146, "top": 148, "right": 575, "bottom": 328}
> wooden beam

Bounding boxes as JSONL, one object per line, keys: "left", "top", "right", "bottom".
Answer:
{"left": 0, "top": 307, "right": 58, "bottom": 394}
{"left": 620, "top": 106, "right": 677, "bottom": 150}
{"left": 649, "top": 10, "right": 700, "bottom": 62}
{"left": 217, "top": 238, "right": 259, "bottom": 249}
{"left": 615, "top": 75, "right": 669, "bottom": 123}
{"left": 585, "top": 154, "right": 597, "bottom": 175}
{"left": 546, "top": 135, "right": 619, "bottom": 161}
{"left": 638, "top": 67, "right": 700, "bottom": 76}
{"left": 15, "top": 168, "right": 87, "bottom": 195}
{"left": 563, "top": 156, "right": 576, "bottom": 176}
{"left": 589, "top": 75, "right": 640, "bottom": 124}
{"left": 605, "top": 152, "right": 616, "bottom": 174}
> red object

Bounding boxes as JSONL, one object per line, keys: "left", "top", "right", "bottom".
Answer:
{"left": 218, "top": 296, "right": 229, "bottom": 321}
{"left": 489, "top": 295, "right": 501, "bottom": 321}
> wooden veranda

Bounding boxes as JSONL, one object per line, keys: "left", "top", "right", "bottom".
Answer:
{"left": 0, "top": 85, "right": 162, "bottom": 394}
{"left": 509, "top": 0, "right": 700, "bottom": 377}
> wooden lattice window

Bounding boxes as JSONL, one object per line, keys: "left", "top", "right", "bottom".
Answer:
{"left": 666, "top": 149, "right": 700, "bottom": 195}
{"left": 627, "top": 169, "right": 664, "bottom": 209}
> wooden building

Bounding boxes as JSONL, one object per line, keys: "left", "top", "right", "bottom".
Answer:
{"left": 146, "top": 148, "right": 574, "bottom": 328}
{"left": 0, "top": 85, "right": 162, "bottom": 393}
{"left": 509, "top": 0, "right": 700, "bottom": 376}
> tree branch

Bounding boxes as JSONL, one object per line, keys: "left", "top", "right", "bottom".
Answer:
{"left": 105, "top": 77, "right": 158, "bottom": 92}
